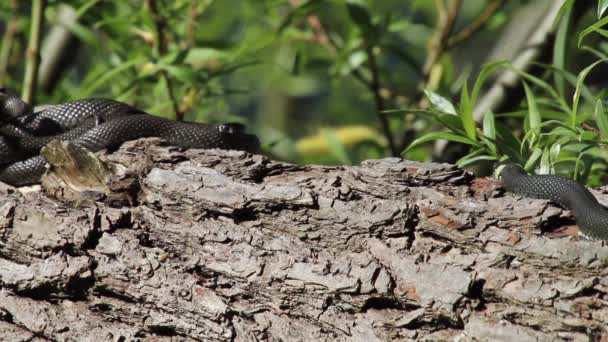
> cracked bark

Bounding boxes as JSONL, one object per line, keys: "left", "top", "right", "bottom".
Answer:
{"left": 0, "top": 138, "right": 606, "bottom": 341}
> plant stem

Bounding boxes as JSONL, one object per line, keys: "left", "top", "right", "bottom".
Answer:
{"left": 446, "top": 0, "right": 508, "bottom": 48}
{"left": 186, "top": 1, "right": 198, "bottom": 47}
{"left": 22, "top": 0, "right": 46, "bottom": 104}
{"left": 0, "top": 1, "right": 19, "bottom": 86}
{"left": 146, "top": 0, "right": 182, "bottom": 120}
{"left": 366, "top": 45, "right": 398, "bottom": 156}
{"left": 287, "top": 0, "right": 400, "bottom": 155}
{"left": 421, "top": 0, "right": 462, "bottom": 87}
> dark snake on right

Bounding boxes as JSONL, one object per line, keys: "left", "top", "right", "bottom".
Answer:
{"left": 501, "top": 163, "right": 608, "bottom": 241}
{"left": 0, "top": 93, "right": 260, "bottom": 185}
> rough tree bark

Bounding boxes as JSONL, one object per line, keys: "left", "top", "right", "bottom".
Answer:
{"left": 0, "top": 138, "right": 606, "bottom": 341}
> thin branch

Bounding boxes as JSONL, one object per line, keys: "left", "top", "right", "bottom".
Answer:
{"left": 22, "top": 0, "right": 46, "bottom": 104}
{"left": 305, "top": 12, "right": 330, "bottom": 46}
{"left": 421, "top": 0, "right": 462, "bottom": 84}
{"left": 186, "top": 1, "right": 199, "bottom": 48}
{"left": 146, "top": 0, "right": 182, "bottom": 120}
{"left": 366, "top": 45, "right": 398, "bottom": 156}
{"left": 288, "top": 0, "right": 399, "bottom": 155}
{"left": 446, "top": 0, "right": 508, "bottom": 49}
{"left": 38, "top": 4, "right": 79, "bottom": 94}
{"left": 0, "top": 0, "right": 19, "bottom": 86}
{"left": 288, "top": 0, "right": 411, "bottom": 105}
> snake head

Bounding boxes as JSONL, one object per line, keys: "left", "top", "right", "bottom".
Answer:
{"left": 215, "top": 122, "right": 260, "bottom": 153}
{"left": 500, "top": 163, "right": 527, "bottom": 182}
{"left": 0, "top": 90, "right": 32, "bottom": 121}
{"left": 217, "top": 122, "right": 246, "bottom": 134}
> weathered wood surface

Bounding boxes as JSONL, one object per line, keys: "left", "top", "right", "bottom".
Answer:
{"left": 0, "top": 138, "right": 606, "bottom": 341}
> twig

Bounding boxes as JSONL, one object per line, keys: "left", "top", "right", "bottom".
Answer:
{"left": 186, "top": 1, "right": 198, "bottom": 47}
{"left": 146, "top": 0, "right": 182, "bottom": 120}
{"left": 185, "top": 1, "right": 215, "bottom": 48}
{"left": 446, "top": 0, "right": 508, "bottom": 49}
{"left": 421, "top": 0, "right": 462, "bottom": 87}
{"left": 304, "top": 11, "right": 330, "bottom": 46}
{"left": 366, "top": 45, "right": 398, "bottom": 156}
{"left": 22, "top": 0, "right": 46, "bottom": 104}
{"left": 0, "top": 0, "right": 19, "bottom": 86}
{"left": 288, "top": 0, "right": 399, "bottom": 155}
{"left": 38, "top": 4, "right": 79, "bottom": 94}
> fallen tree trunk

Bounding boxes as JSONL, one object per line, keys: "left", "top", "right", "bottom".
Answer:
{"left": 0, "top": 138, "right": 606, "bottom": 341}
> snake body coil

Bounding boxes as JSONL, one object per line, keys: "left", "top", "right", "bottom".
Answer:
{"left": 501, "top": 163, "right": 608, "bottom": 240}
{"left": 0, "top": 96, "right": 260, "bottom": 185}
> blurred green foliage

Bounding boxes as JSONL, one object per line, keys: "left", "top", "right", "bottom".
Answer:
{"left": 3, "top": 0, "right": 608, "bottom": 186}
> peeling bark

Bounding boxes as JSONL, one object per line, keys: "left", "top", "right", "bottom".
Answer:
{"left": 0, "top": 138, "right": 606, "bottom": 341}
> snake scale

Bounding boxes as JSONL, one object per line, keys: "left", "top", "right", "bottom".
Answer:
{"left": 501, "top": 163, "right": 608, "bottom": 240}
{"left": 0, "top": 93, "right": 260, "bottom": 185}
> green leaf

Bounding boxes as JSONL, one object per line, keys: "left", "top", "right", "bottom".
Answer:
{"left": 594, "top": 100, "right": 608, "bottom": 138}
{"left": 160, "top": 65, "right": 196, "bottom": 83}
{"left": 482, "top": 111, "right": 496, "bottom": 139}
{"left": 571, "top": 57, "right": 608, "bottom": 126}
{"left": 554, "top": 157, "right": 586, "bottom": 178}
{"left": 482, "top": 111, "right": 496, "bottom": 156}
{"left": 278, "top": 0, "right": 322, "bottom": 34}
{"left": 456, "top": 153, "right": 496, "bottom": 168}
{"left": 524, "top": 148, "right": 543, "bottom": 171}
{"left": 346, "top": 1, "right": 375, "bottom": 39}
{"left": 552, "top": 0, "right": 575, "bottom": 28}
{"left": 381, "top": 42, "right": 422, "bottom": 73}
{"left": 65, "top": 21, "right": 99, "bottom": 47}
{"left": 161, "top": 49, "right": 190, "bottom": 65}
{"left": 471, "top": 61, "right": 510, "bottom": 106}
{"left": 535, "top": 63, "right": 595, "bottom": 104}
{"left": 76, "top": 0, "right": 103, "bottom": 17}
{"left": 581, "top": 130, "right": 599, "bottom": 141}
{"left": 404, "top": 132, "right": 479, "bottom": 154}
{"left": 208, "top": 60, "right": 260, "bottom": 78}
{"left": 505, "top": 64, "right": 571, "bottom": 113}
{"left": 382, "top": 108, "right": 436, "bottom": 116}
{"left": 553, "top": 3, "right": 572, "bottom": 97}
{"left": 495, "top": 122, "right": 523, "bottom": 162}
{"left": 549, "top": 140, "right": 562, "bottom": 163}
{"left": 546, "top": 122, "right": 583, "bottom": 137}
{"left": 523, "top": 82, "right": 540, "bottom": 147}
{"left": 459, "top": 80, "right": 476, "bottom": 141}
{"left": 383, "top": 108, "right": 466, "bottom": 137}
{"left": 437, "top": 113, "right": 465, "bottom": 135}
{"left": 523, "top": 82, "right": 540, "bottom": 130}
{"left": 331, "top": 48, "right": 367, "bottom": 77}
{"left": 578, "top": 16, "right": 608, "bottom": 47}
{"left": 539, "top": 148, "right": 551, "bottom": 174}
{"left": 79, "top": 58, "right": 146, "bottom": 97}
{"left": 424, "top": 90, "right": 457, "bottom": 114}
{"left": 573, "top": 145, "right": 597, "bottom": 181}
{"left": 600, "top": 0, "right": 608, "bottom": 18}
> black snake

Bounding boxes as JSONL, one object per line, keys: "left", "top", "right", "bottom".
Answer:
{"left": 0, "top": 93, "right": 260, "bottom": 185}
{"left": 3, "top": 95, "right": 606, "bottom": 240}
{"left": 501, "top": 163, "right": 608, "bottom": 240}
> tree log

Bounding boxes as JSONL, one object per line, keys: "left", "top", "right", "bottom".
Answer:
{"left": 0, "top": 138, "right": 606, "bottom": 341}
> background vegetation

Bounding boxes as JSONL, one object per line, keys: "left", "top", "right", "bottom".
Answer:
{"left": 2, "top": 0, "right": 608, "bottom": 184}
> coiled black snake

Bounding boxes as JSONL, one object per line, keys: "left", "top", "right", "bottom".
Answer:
{"left": 501, "top": 163, "right": 608, "bottom": 241}
{"left": 0, "top": 93, "right": 260, "bottom": 185}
